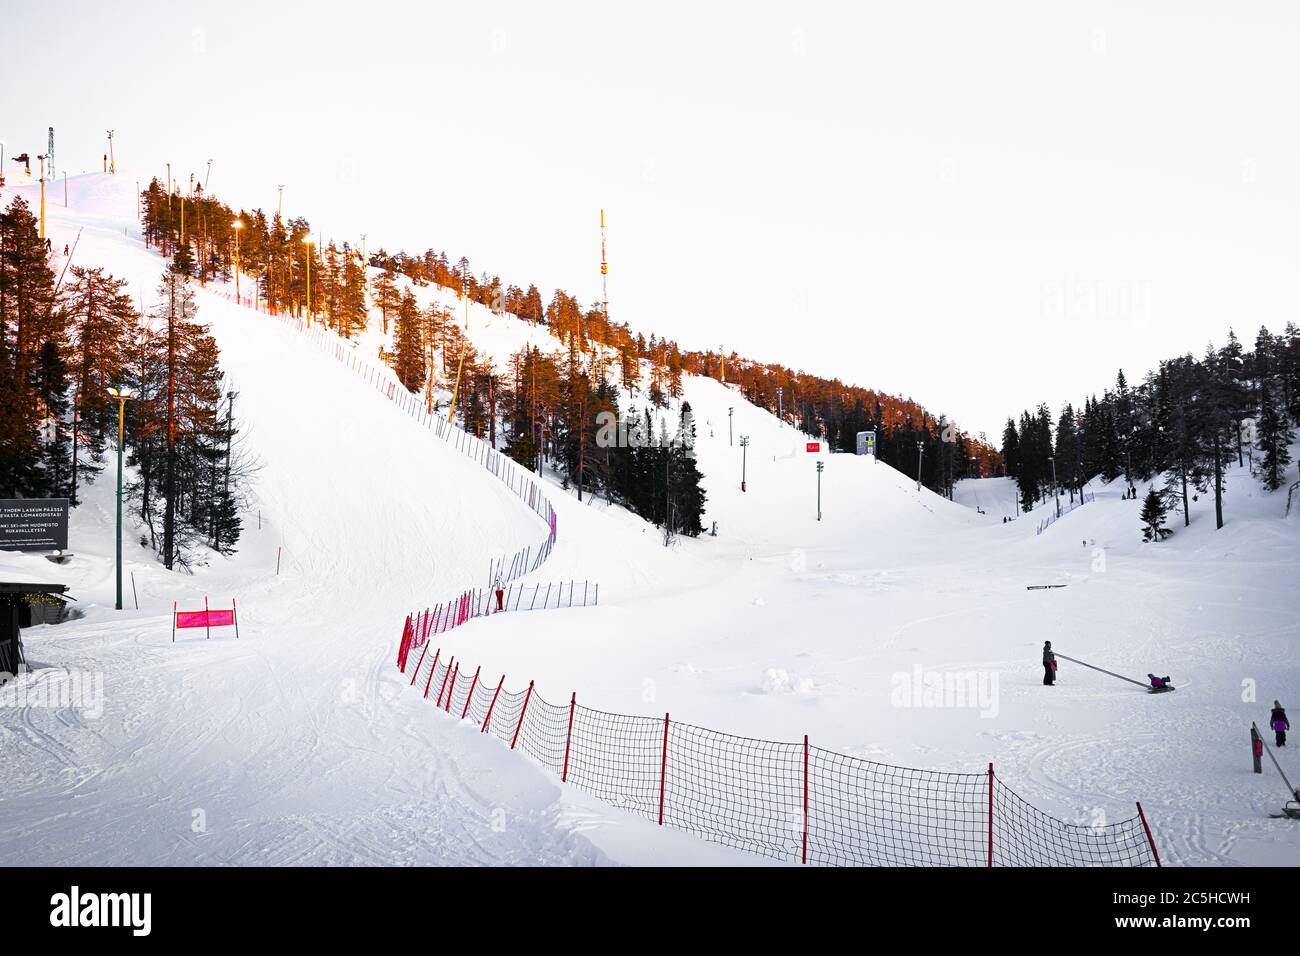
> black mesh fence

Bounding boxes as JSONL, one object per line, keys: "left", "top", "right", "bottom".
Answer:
{"left": 398, "top": 637, "right": 1159, "bottom": 868}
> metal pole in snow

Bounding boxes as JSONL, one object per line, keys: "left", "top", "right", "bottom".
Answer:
{"left": 1255, "top": 721, "right": 1300, "bottom": 801}
{"left": 1052, "top": 652, "right": 1150, "bottom": 689}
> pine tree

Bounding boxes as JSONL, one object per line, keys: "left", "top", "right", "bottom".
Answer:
{"left": 1140, "top": 487, "right": 1172, "bottom": 542}
{"left": 1219, "top": 329, "right": 1249, "bottom": 467}
{"left": 666, "top": 402, "right": 706, "bottom": 536}
{"left": 33, "top": 339, "right": 72, "bottom": 497}
{"left": 393, "top": 289, "right": 424, "bottom": 392}
{"left": 1054, "top": 404, "right": 1079, "bottom": 501}
{"left": 339, "top": 249, "right": 369, "bottom": 339}
{"left": 1200, "top": 343, "right": 1234, "bottom": 530}
{"left": 1255, "top": 377, "right": 1294, "bottom": 490}
{"left": 62, "top": 266, "right": 135, "bottom": 496}
{"left": 0, "top": 196, "right": 63, "bottom": 498}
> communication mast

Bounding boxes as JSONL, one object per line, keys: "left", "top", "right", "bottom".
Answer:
{"left": 47, "top": 127, "right": 54, "bottom": 179}
{"left": 599, "top": 208, "right": 609, "bottom": 320}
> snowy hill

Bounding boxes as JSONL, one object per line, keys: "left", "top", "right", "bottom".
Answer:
{"left": 3, "top": 171, "right": 1300, "bottom": 866}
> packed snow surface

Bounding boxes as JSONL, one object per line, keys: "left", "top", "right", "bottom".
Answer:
{"left": 2, "top": 173, "right": 1298, "bottom": 866}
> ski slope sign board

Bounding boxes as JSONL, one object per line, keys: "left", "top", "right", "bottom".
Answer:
{"left": 0, "top": 498, "right": 69, "bottom": 551}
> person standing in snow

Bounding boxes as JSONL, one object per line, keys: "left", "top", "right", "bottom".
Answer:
{"left": 1042, "top": 641, "right": 1056, "bottom": 686}
{"left": 494, "top": 575, "right": 504, "bottom": 613}
{"left": 1271, "top": 701, "right": 1290, "bottom": 747}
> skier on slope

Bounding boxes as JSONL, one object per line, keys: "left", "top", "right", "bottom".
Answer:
{"left": 1271, "top": 701, "right": 1290, "bottom": 747}
{"left": 494, "top": 574, "right": 504, "bottom": 613}
{"left": 1042, "top": 641, "right": 1056, "bottom": 686}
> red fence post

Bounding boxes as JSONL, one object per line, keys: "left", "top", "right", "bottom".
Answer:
{"left": 562, "top": 692, "right": 576, "bottom": 783}
{"left": 398, "top": 613, "right": 412, "bottom": 670}
{"left": 987, "top": 762, "right": 994, "bottom": 868}
{"left": 409, "top": 638, "right": 432, "bottom": 686}
{"left": 422, "top": 649, "right": 441, "bottom": 698}
{"left": 461, "top": 666, "right": 480, "bottom": 720}
{"left": 659, "top": 712, "right": 670, "bottom": 826}
{"left": 444, "top": 662, "right": 459, "bottom": 712}
{"left": 482, "top": 675, "right": 505, "bottom": 733}
{"left": 510, "top": 681, "right": 534, "bottom": 750}
{"left": 802, "top": 735, "right": 810, "bottom": 864}
{"left": 435, "top": 657, "right": 455, "bottom": 708}
{"left": 1135, "top": 801, "right": 1161, "bottom": 867}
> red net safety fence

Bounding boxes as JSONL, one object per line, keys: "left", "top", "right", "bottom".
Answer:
{"left": 397, "top": 640, "right": 1159, "bottom": 867}
{"left": 395, "top": 581, "right": 599, "bottom": 664}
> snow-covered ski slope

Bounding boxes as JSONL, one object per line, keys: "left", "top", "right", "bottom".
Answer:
{"left": 0, "top": 172, "right": 749, "bottom": 866}
{"left": 4, "top": 172, "right": 1300, "bottom": 866}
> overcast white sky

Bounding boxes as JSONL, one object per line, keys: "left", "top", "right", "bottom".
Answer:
{"left": 4, "top": 1, "right": 1298, "bottom": 438}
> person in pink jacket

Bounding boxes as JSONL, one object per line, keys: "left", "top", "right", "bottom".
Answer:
{"left": 1271, "top": 701, "right": 1290, "bottom": 747}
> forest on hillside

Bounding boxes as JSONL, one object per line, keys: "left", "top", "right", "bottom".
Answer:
{"left": 1, "top": 193, "right": 247, "bottom": 568}
{"left": 1002, "top": 327, "right": 1299, "bottom": 529}
{"left": 134, "top": 178, "right": 993, "bottom": 515}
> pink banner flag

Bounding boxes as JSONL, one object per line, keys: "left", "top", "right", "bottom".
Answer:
{"left": 175, "top": 609, "right": 236, "bottom": 628}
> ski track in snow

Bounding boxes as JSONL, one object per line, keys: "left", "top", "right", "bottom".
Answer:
{"left": 2, "top": 172, "right": 1299, "bottom": 867}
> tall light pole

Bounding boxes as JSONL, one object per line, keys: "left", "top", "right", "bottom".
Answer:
{"left": 106, "top": 130, "right": 115, "bottom": 174}
{"left": 277, "top": 184, "right": 285, "bottom": 220}
{"left": 728, "top": 407, "right": 734, "bottom": 446}
{"left": 916, "top": 441, "right": 925, "bottom": 491}
{"left": 816, "top": 460, "right": 824, "bottom": 521}
{"left": 739, "top": 436, "right": 749, "bottom": 492}
{"left": 448, "top": 274, "right": 471, "bottom": 424}
{"left": 216, "top": 390, "right": 236, "bottom": 553}
{"left": 36, "top": 153, "right": 46, "bottom": 241}
{"left": 302, "top": 237, "right": 313, "bottom": 325}
{"left": 232, "top": 219, "right": 243, "bottom": 301}
{"left": 107, "top": 387, "right": 136, "bottom": 611}
{"left": 776, "top": 386, "right": 783, "bottom": 421}
{"left": 1049, "top": 455, "right": 1060, "bottom": 518}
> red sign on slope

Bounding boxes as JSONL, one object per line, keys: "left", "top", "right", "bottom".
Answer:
{"left": 172, "top": 598, "right": 240, "bottom": 641}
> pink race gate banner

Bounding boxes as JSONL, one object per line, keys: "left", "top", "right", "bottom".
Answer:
{"left": 175, "top": 610, "right": 235, "bottom": 628}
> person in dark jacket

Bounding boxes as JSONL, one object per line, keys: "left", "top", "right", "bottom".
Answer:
{"left": 1042, "top": 641, "right": 1056, "bottom": 685}
{"left": 1271, "top": 701, "right": 1290, "bottom": 747}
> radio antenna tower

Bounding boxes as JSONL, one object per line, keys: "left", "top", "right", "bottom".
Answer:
{"left": 47, "top": 128, "right": 55, "bottom": 179}
{"left": 599, "top": 208, "right": 609, "bottom": 320}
